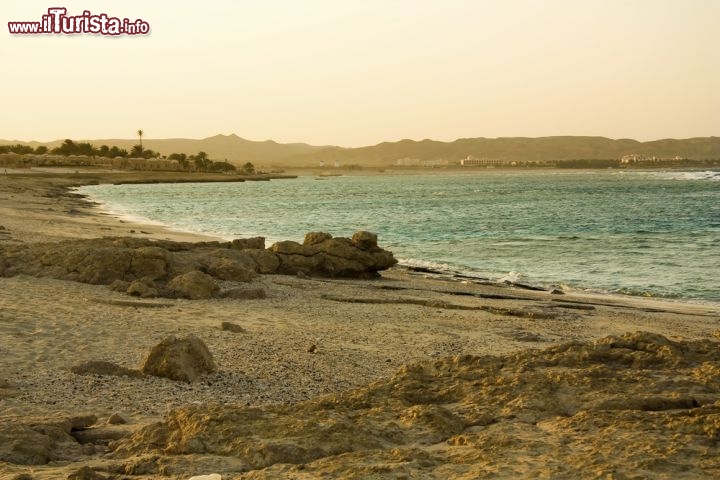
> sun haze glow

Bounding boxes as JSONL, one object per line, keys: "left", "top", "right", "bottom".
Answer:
{"left": 2, "top": 0, "right": 719, "bottom": 146}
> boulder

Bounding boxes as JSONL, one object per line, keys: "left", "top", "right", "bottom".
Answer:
{"left": 351, "top": 230, "right": 378, "bottom": 250}
{"left": 109, "top": 279, "right": 130, "bottom": 292}
{"left": 140, "top": 335, "right": 216, "bottom": 382}
{"left": 231, "top": 237, "right": 266, "bottom": 250}
{"left": 167, "top": 271, "right": 219, "bottom": 299}
{"left": 107, "top": 413, "right": 127, "bottom": 425}
{"left": 304, "top": 231, "right": 333, "bottom": 246}
{"left": 126, "top": 278, "right": 158, "bottom": 298}
{"left": 270, "top": 240, "right": 306, "bottom": 255}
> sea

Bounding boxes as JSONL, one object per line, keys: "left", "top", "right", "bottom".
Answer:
{"left": 77, "top": 169, "right": 720, "bottom": 302}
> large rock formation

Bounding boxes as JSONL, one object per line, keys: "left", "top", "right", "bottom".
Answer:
{"left": 0, "top": 231, "right": 397, "bottom": 298}
{"left": 270, "top": 231, "right": 397, "bottom": 278}
{"left": 140, "top": 335, "right": 217, "bottom": 383}
{"left": 113, "top": 332, "right": 720, "bottom": 478}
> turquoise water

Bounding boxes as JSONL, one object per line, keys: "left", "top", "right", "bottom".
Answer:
{"left": 79, "top": 170, "right": 720, "bottom": 301}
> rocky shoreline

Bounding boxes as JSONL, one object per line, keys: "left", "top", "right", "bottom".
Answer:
{"left": 1, "top": 171, "right": 720, "bottom": 479}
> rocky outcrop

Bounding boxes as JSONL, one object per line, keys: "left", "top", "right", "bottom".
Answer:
{"left": 0, "top": 231, "right": 396, "bottom": 297}
{"left": 114, "top": 332, "right": 720, "bottom": 478}
{"left": 270, "top": 231, "right": 397, "bottom": 278}
{"left": 140, "top": 335, "right": 216, "bottom": 383}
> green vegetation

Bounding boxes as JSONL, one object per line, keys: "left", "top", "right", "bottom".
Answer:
{"left": 0, "top": 144, "right": 38, "bottom": 155}
{"left": 0, "top": 139, "right": 244, "bottom": 173}
{"left": 239, "top": 162, "right": 255, "bottom": 175}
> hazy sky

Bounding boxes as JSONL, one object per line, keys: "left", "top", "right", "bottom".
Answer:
{"left": 2, "top": 0, "right": 719, "bottom": 146}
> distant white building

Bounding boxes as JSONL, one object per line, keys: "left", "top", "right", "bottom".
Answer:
{"left": 460, "top": 155, "right": 505, "bottom": 166}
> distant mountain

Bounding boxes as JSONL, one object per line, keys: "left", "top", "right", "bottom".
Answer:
{"left": 2, "top": 135, "right": 719, "bottom": 166}
{"left": 297, "top": 136, "right": 720, "bottom": 166}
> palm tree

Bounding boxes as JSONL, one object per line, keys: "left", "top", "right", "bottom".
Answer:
{"left": 137, "top": 129, "right": 144, "bottom": 150}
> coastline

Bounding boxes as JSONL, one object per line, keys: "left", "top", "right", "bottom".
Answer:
{"left": 2, "top": 169, "right": 720, "bottom": 478}
{"left": 75, "top": 168, "right": 720, "bottom": 305}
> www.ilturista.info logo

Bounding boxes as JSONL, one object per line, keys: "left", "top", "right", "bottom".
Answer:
{"left": 8, "top": 8, "right": 150, "bottom": 35}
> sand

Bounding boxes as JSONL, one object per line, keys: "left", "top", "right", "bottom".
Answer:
{"left": 1, "top": 168, "right": 719, "bottom": 479}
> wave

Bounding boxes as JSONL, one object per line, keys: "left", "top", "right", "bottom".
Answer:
{"left": 655, "top": 170, "right": 720, "bottom": 181}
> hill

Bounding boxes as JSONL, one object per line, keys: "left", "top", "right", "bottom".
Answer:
{"left": 0, "top": 134, "right": 325, "bottom": 166}
{"left": 2, "top": 135, "right": 719, "bottom": 167}
{"left": 297, "top": 136, "right": 720, "bottom": 166}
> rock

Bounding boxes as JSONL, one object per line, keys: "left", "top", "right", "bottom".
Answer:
{"left": 270, "top": 231, "right": 397, "bottom": 278}
{"left": 71, "top": 427, "right": 128, "bottom": 445}
{"left": 0, "top": 232, "right": 395, "bottom": 292}
{"left": 220, "top": 287, "right": 266, "bottom": 300}
{"left": 220, "top": 322, "right": 246, "bottom": 333}
{"left": 67, "top": 466, "right": 107, "bottom": 480}
{"left": 126, "top": 279, "right": 158, "bottom": 298}
{"left": 304, "top": 231, "right": 333, "bottom": 246}
{"left": 207, "top": 258, "right": 256, "bottom": 282}
{"left": 244, "top": 249, "right": 281, "bottom": 274}
{"left": 167, "top": 271, "right": 219, "bottom": 300}
{"left": 67, "top": 414, "right": 98, "bottom": 431}
{"left": 550, "top": 288, "right": 565, "bottom": 295}
{"left": 70, "top": 361, "right": 143, "bottom": 378}
{"left": 0, "top": 414, "right": 95, "bottom": 465}
{"left": 129, "top": 246, "right": 170, "bottom": 281}
{"left": 140, "top": 335, "right": 217, "bottom": 383}
{"left": 0, "top": 424, "right": 53, "bottom": 465}
{"left": 270, "top": 240, "right": 307, "bottom": 255}
{"left": 351, "top": 230, "right": 378, "bottom": 250}
{"left": 109, "top": 279, "right": 130, "bottom": 292}
{"left": 307, "top": 344, "right": 317, "bottom": 353}
{"left": 188, "top": 475, "right": 222, "bottom": 480}
{"left": 107, "top": 413, "right": 127, "bottom": 425}
{"left": 231, "top": 237, "right": 266, "bottom": 250}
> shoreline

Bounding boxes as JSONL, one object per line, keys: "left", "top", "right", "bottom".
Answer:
{"left": 71, "top": 169, "right": 719, "bottom": 305}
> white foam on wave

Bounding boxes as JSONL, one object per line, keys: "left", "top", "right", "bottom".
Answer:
{"left": 655, "top": 170, "right": 720, "bottom": 181}
{"left": 75, "top": 186, "right": 232, "bottom": 240}
{"left": 496, "top": 271, "right": 522, "bottom": 283}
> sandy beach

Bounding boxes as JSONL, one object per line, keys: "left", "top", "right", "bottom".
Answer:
{"left": 1, "top": 169, "right": 719, "bottom": 479}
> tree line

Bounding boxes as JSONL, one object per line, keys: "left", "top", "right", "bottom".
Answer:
{"left": 1, "top": 140, "right": 257, "bottom": 174}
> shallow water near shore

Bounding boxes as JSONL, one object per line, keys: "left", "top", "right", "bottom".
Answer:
{"left": 79, "top": 170, "right": 720, "bottom": 301}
